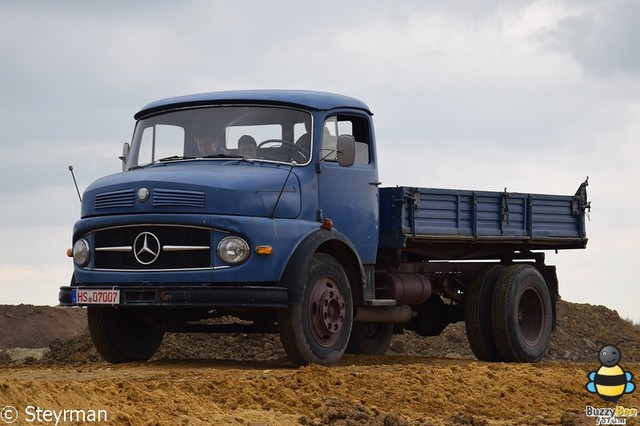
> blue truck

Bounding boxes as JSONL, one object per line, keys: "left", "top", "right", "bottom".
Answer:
{"left": 59, "top": 90, "right": 589, "bottom": 366}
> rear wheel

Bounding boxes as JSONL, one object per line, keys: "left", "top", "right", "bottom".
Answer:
{"left": 491, "top": 264, "right": 553, "bottom": 362}
{"left": 88, "top": 307, "right": 164, "bottom": 363}
{"left": 346, "top": 322, "right": 393, "bottom": 355}
{"left": 278, "top": 253, "right": 353, "bottom": 366}
{"left": 464, "top": 265, "right": 505, "bottom": 361}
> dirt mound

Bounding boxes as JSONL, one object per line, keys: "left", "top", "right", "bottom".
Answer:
{"left": 300, "top": 396, "right": 410, "bottom": 425}
{"left": 2, "top": 299, "right": 637, "bottom": 366}
{"left": 548, "top": 301, "right": 640, "bottom": 362}
{"left": 0, "top": 305, "right": 86, "bottom": 349}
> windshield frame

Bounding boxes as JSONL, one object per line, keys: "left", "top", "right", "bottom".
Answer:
{"left": 127, "top": 104, "right": 313, "bottom": 169}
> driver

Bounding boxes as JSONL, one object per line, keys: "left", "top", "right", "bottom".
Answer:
{"left": 238, "top": 135, "right": 257, "bottom": 158}
{"left": 196, "top": 135, "right": 228, "bottom": 157}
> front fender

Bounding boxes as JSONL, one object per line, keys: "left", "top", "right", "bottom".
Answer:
{"left": 280, "top": 227, "right": 366, "bottom": 306}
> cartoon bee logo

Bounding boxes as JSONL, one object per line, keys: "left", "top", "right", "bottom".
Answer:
{"left": 586, "top": 342, "right": 635, "bottom": 403}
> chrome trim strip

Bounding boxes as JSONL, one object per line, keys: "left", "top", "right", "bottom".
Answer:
{"left": 163, "top": 245, "right": 210, "bottom": 251}
{"left": 95, "top": 246, "right": 132, "bottom": 252}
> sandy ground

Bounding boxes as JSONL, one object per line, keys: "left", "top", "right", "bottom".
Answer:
{"left": 1, "top": 359, "right": 639, "bottom": 425}
{"left": 1, "top": 302, "right": 639, "bottom": 425}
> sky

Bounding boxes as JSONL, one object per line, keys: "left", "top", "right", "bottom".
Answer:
{"left": 0, "top": 0, "right": 638, "bottom": 323}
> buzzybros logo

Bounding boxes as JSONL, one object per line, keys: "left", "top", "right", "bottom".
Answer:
{"left": 586, "top": 343, "right": 635, "bottom": 403}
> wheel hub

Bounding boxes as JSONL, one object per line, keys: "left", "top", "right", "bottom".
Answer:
{"left": 518, "top": 287, "right": 544, "bottom": 346}
{"left": 308, "top": 279, "right": 346, "bottom": 347}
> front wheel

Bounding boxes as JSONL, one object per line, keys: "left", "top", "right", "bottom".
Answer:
{"left": 277, "top": 253, "right": 353, "bottom": 366}
{"left": 491, "top": 264, "right": 553, "bottom": 362}
{"left": 88, "top": 307, "right": 164, "bottom": 363}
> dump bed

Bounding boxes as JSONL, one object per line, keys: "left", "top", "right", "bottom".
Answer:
{"left": 378, "top": 184, "right": 589, "bottom": 260}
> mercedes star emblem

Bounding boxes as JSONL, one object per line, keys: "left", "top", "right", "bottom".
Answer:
{"left": 133, "top": 232, "right": 161, "bottom": 265}
{"left": 137, "top": 187, "right": 150, "bottom": 202}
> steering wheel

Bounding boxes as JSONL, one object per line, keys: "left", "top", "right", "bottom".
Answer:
{"left": 257, "top": 139, "right": 309, "bottom": 163}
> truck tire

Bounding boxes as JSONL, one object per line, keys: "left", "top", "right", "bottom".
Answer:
{"left": 491, "top": 264, "right": 553, "bottom": 362}
{"left": 464, "top": 265, "right": 505, "bottom": 362}
{"left": 346, "top": 322, "right": 393, "bottom": 355}
{"left": 87, "top": 307, "right": 164, "bottom": 363}
{"left": 277, "top": 253, "right": 353, "bottom": 366}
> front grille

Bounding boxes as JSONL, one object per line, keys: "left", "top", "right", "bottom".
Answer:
{"left": 94, "top": 225, "right": 211, "bottom": 270}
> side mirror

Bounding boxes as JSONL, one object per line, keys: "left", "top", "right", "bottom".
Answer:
{"left": 336, "top": 135, "right": 355, "bottom": 167}
{"left": 119, "top": 142, "right": 130, "bottom": 171}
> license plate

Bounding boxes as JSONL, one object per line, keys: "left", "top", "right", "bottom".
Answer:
{"left": 74, "top": 289, "right": 120, "bottom": 305}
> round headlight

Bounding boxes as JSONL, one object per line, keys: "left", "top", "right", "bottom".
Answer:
{"left": 73, "top": 238, "right": 90, "bottom": 267}
{"left": 217, "top": 236, "right": 249, "bottom": 265}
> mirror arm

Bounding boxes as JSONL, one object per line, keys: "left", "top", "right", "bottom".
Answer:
{"left": 319, "top": 148, "right": 341, "bottom": 162}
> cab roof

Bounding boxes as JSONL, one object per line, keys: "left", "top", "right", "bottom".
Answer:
{"left": 135, "top": 90, "right": 372, "bottom": 120}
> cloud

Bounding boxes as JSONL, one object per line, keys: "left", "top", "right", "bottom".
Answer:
{"left": 539, "top": 0, "right": 640, "bottom": 77}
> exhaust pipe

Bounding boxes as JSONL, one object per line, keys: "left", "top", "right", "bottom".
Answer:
{"left": 354, "top": 305, "right": 412, "bottom": 323}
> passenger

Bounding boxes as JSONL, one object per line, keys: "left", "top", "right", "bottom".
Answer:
{"left": 238, "top": 135, "right": 257, "bottom": 158}
{"left": 196, "top": 135, "right": 227, "bottom": 157}
{"left": 294, "top": 118, "right": 311, "bottom": 156}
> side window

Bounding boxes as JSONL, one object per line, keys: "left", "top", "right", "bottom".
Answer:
{"left": 138, "top": 125, "right": 185, "bottom": 164}
{"left": 322, "top": 115, "right": 371, "bottom": 164}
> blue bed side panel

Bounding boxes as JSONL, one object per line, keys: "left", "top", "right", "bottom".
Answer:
{"left": 379, "top": 187, "right": 587, "bottom": 248}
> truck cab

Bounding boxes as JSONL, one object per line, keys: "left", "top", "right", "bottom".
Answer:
{"left": 61, "top": 91, "right": 382, "bottom": 365}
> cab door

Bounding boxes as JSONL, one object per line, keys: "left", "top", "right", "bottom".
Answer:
{"left": 316, "top": 113, "right": 379, "bottom": 264}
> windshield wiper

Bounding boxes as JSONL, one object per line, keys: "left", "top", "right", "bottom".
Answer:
{"left": 157, "top": 155, "right": 195, "bottom": 162}
{"left": 202, "top": 153, "right": 245, "bottom": 159}
{"left": 129, "top": 154, "right": 254, "bottom": 170}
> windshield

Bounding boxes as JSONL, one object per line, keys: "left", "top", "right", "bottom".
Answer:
{"left": 128, "top": 106, "right": 312, "bottom": 168}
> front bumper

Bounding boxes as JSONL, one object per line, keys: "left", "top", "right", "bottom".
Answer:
{"left": 58, "top": 284, "right": 288, "bottom": 308}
